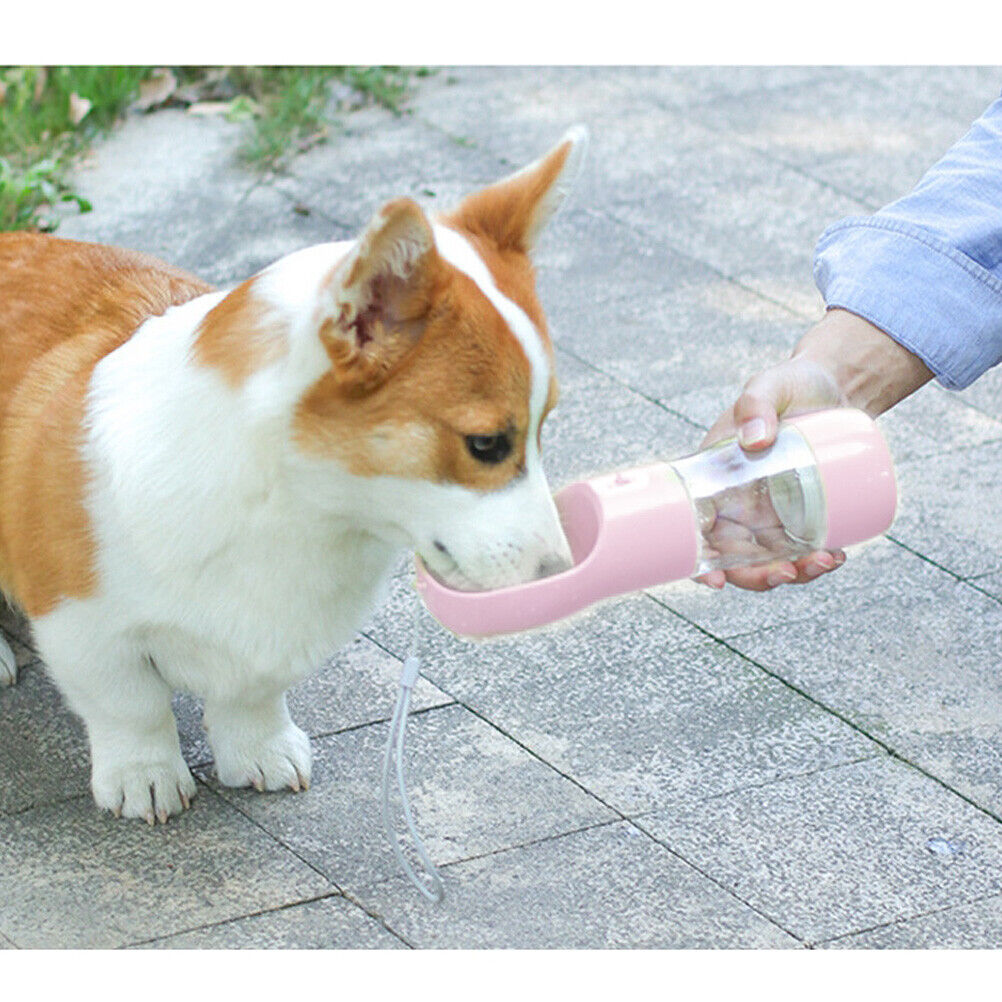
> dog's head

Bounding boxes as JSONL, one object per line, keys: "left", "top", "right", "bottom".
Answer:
{"left": 203, "top": 127, "right": 587, "bottom": 590}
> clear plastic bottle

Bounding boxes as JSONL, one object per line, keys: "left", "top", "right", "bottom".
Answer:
{"left": 670, "top": 425, "right": 827, "bottom": 575}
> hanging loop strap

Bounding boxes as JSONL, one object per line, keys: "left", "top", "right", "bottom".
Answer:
{"left": 380, "top": 653, "right": 445, "bottom": 904}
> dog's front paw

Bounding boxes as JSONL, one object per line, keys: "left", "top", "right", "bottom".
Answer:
{"left": 211, "top": 720, "right": 312, "bottom": 793}
{"left": 1, "top": 635, "right": 19, "bottom": 687}
{"left": 91, "top": 755, "right": 197, "bottom": 824}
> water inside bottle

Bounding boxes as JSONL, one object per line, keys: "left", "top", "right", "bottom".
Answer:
{"left": 673, "top": 427, "right": 827, "bottom": 575}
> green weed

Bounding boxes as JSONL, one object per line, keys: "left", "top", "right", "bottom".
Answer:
{"left": 0, "top": 66, "right": 427, "bottom": 232}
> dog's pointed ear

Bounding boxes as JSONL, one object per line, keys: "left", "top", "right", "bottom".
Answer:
{"left": 446, "top": 124, "right": 589, "bottom": 254}
{"left": 321, "top": 198, "right": 439, "bottom": 391}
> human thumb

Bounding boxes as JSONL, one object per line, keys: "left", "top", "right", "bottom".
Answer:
{"left": 733, "top": 380, "right": 783, "bottom": 452}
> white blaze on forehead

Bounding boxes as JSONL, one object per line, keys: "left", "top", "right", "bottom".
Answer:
{"left": 432, "top": 224, "right": 550, "bottom": 459}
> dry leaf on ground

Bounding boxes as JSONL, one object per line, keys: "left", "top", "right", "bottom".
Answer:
{"left": 186, "top": 101, "right": 234, "bottom": 117}
{"left": 132, "top": 67, "right": 178, "bottom": 112}
{"left": 68, "top": 92, "right": 92, "bottom": 125}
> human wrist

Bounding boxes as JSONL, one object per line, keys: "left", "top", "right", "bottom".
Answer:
{"left": 792, "top": 308, "right": 934, "bottom": 417}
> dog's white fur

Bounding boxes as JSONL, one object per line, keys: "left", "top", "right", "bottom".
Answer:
{"left": 16, "top": 128, "right": 586, "bottom": 822}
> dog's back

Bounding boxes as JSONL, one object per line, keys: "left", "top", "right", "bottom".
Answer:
{"left": 0, "top": 232, "right": 211, "bottom": 612}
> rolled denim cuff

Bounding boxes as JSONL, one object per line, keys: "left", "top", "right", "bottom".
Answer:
{"left": 814, "top": 217, "right": 1002, "bottom": 390}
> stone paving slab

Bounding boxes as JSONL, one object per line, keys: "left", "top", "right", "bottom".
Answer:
{"left": 0, "top": 790, "right": 333, "bottom": 949}
{"left": 201, "top": 703, "right": 614, "bottom": 892}
{"left": 592, "top": 118, "right": 861, "bottom": 319}
{"left": 142, "top": 894, "right": 404, "bottom": 949}
{"left": 691, "top": 69, "right": 1000, "bottom": 210}
{"left": 874, "top": 387, "right": 1002, "bottom": 464}
{"left": 891, "top": 439, "right": 1002, "bottom": 579}
{"left": 0, "top": 662, "right": 90, "bottom": 814}
{"left": 368, "top": 584, "right": 876, "bottom": 815}
{"left": 274, "top": 104, "right": 503, "bottom": 230}
{"left": 541, "top": 350, "right": 700, "bottom": 485}
{"left": 853, "top": 67, "right": 1002, "bottom": 130}
{"left": 972, "top": 571, "right": 1002, "bottom": 602}
{"left": 825, "top": 893, "right": 1002, "bottom": 949}
{"left": 957, "top": 364, "right": 1002, "bottom": 424}
{"left": 57, "top": 109, "right": 251, "bottom": 266}
{"left": 655, "top": 535, "right": 960, "bottom": 641}
{"left": 178, "top": 180, "right": 342, "bottom": 288}
{"left": 536, "top": 207, "right": 806, "bottom": 413}
{"left": 728, "top": 578, "right": 1002, "bottom": 816}
{"left": 637, "top": 756, "right": 1002, "bottom": 944}
{"left": 358, "top": 820, "right": 797, "bottom": 948}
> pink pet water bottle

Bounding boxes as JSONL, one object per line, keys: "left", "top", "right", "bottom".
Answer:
{"left": 416, "top": 408, "right": 896, "bottom": 637}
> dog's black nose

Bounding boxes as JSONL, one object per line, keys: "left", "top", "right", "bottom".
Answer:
{"left": 536, "top": 553, "right": 572, "bottom": 579}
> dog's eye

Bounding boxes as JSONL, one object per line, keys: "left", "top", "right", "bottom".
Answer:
{"left": 465, "top": 433, "right": 512, "bottom": 465}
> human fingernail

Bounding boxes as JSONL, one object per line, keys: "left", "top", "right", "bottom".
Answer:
{"left": 766, "top": 570, "right": 795, "bottom": 588}
{"left": 833, "top": 551, "right": 847, "bottom": 566}
{"left": 814, "top": 553, "right": 835, "bottom": 571}
{"left": 739, "top": 418, "right": 767, "bottom": 448}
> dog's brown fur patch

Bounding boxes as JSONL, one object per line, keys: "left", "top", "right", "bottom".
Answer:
{"left": 0, "top": 233, "right": 211, "bottom": 615}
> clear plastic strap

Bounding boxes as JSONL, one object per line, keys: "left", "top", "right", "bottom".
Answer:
{"left": 380, "top": 653, "right": 445, "bottom": 903}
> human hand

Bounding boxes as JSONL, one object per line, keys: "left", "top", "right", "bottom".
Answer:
{"left": 697, "top": 308, "right": 931, "bottom": 591}
{"left": 697, "top": 350, "right": 848, "bottom": 591}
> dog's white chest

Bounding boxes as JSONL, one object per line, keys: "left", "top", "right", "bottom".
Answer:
{"left": 130, "top": 524, "right": 399, "bottom": 699}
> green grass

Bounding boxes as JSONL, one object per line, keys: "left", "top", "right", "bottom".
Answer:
{"left": 0, "top": 66, "right": 149, "bottom": 231}
{"left": 0, "top": 65, "right": 427, "bottom": 233}
{"left": 229, "top": 66, "right": 428, "bottom": 169}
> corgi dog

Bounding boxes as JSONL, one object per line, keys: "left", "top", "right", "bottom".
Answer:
{"left": 0, "top": 126, "right": 587, "bottom": 824}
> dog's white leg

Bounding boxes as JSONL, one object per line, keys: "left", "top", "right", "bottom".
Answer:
{"left": 0, "top": 632, "right": 17, "bottom": 687}
{"left": 203, "top": 689, "right": 312, "bottom": 792}
{"left": 35, "top": 628, "right": 196, "bottom": 822}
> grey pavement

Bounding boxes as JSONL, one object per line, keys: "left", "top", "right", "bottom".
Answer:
{"left": 2, "top": 67, "right": 1002, "bottom": 949}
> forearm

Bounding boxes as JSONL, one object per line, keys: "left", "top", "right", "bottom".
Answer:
{"left": 793, "top": 308, "right": 934, "bottom": 417}
{"left": 813, "top": 94, "right": 1002, "bottom": 392}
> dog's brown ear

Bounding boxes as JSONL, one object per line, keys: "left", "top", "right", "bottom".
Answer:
{"left": 321, "top": 198, "right": 439, "bottom": 391}
{"left": 445, "top": 125, "right": 588, "bottom": 254}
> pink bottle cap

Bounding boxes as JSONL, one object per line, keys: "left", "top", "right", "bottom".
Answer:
{"left": 415, "top": 463, "right": 698, "bottom": 638}
{"left": 788, "top": 408, "right": 897, "bottom": 550}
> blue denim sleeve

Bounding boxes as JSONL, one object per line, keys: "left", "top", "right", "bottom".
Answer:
{"left": 813, "top": 93, "right": 1002, "bottom": 390}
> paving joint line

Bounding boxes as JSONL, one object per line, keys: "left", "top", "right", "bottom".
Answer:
{"left": 550, "top": 340, "right": 710, "bottom": 436}
{"left": 580, "top": 205, "right": 816, "bottom": 323}
{"left": 307, "top": 700, "right": 458, "bottom": 743}
{"left": 884, "top": 532, "right": 1002, "bottom": 588}
{"left": 647, "top": 592, "right": 1002, "bottom": 828}
{"left": 191, "top": 780, "right": 346, "bottom": 889}
{"left": 966, "top": 577, "right": 1002, "bottom": 606}
{"left": 358, "top": 816, "right": 625, "bottom": 899}
{"left": 632, "top": 752, "right": 887, "bottom": 814}
{"left": 810, "top": 886, "right": 1002, "bottom": 948}
{"left": 0, "top": 790, "right": 90, "bottom": 821}
{"left": 261, "top": 176, "right": 362, "bottom": 233}
{"left": 414, "top": 101, "right": 821, "bottom": 326}
{"left": 360, "top": 630, "right": 804, "bottom": 943}
{"left": 121, "top": 888, "right": 345, "bottom": 949}
{"left": 176, "top": 173, "right": 271, "bottom": 270}
{"left": 195, "top": 758, "right": 418, "bottom": 948}
{"left": 643, "top": 70, "right": 884, "bottom": 212}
